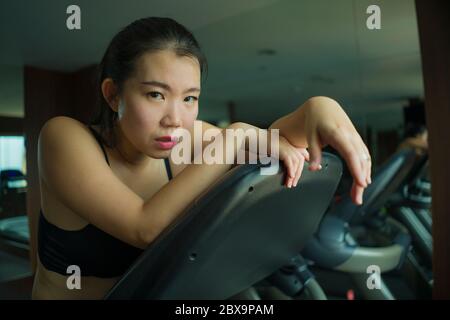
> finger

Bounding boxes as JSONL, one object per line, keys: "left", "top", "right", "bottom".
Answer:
{"left": 355, "top": 139, "right": 371, "bottom": 187}
{"left": 284, "top": 157, "right": 294, "bottom": 187}
{"left": 349, "top": 137, "right": 368, "bottom": 188}
{"left": 293, "top": 156, "right": 305, "bottom": 187}
{"left": 361, "top": 144, "right": 371, "bottom": 187}
{"left": 297, "top": 148, "right": 310, "bottom": 161}
{"left": 307, "top": 131, "right": 322, "bottom": 171}
{"left": 327, "top": 129, "right": 365, "bottom": 187}
{"left": 361, "top": 142, "right": 372, "bottom": 185}
{"left": 293, "top": 147, "right": 309, "bottom": 162}
{"left": 351, "top": 181, "right": 364, "bottom": 205}
{"left": 288, "top": 156, "right": 299, "bottom": 188}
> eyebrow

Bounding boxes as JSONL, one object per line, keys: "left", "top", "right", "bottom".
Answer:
{"left": 140, "top": 81, "right": 200, "bottom": 94}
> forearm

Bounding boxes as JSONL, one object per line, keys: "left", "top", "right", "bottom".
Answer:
{"left": 228, "top": 103, "right": 311, "bottom": 156}
{"left": 230, "top": 122, "right": 279, "bottom": 159}
{"left": 268, "top": 96, "right": 341, "bottom": 148}
{"left": 139, "top": 124, "right": 245, "bottom": 246}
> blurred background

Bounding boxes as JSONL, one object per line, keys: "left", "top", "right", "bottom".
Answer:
{"left": 0, "top": 0, "right": 425, "bottom": 171}
{"left": 0, "top": 0, "right": 432, "bottom": 299}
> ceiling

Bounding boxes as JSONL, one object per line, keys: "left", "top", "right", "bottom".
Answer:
{"left": 0, "top": 0, "right": 424, "bottom": 130}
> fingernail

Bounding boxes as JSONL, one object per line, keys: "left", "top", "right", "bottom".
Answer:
{"left": 318, "top": 164, "right": 322, "bottom": 170}
{"left": 310, "top": 162, "right": 319, "bottom": 170}
{"left": 293, "top": 181, "right": 297, "bottom": 187}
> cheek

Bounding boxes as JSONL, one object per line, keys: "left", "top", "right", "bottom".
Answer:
{"left": 182, "top": 106, "right": 198, "bottom": 127}
{"left": 122, "top": 104, "right": 159, "bottom": 140}
{"left": 126, "top": 103, "right": 157, "bottom": 125}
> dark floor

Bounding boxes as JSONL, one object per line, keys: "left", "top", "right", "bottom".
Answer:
{"left": 0, "top": 250, "right": 32, "bottom": 299}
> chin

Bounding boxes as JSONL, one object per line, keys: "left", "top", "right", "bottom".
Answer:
{"left": 149, "top": 149, "right": 170, "bottom": 158}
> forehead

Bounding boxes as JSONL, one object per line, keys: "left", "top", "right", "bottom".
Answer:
{"left": 132, "top": 50, "right": 201, "bottom": 86}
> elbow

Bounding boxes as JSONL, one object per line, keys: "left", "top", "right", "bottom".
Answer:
{"left": 137, "top": 224, "right": 159, "bottom": 249}
{"left": 227, "top": 122, "right": 245, "bottom": 130}
{"left": 306, "top": 96, "right": 339, "bottom": 106}
{"left": 136, "top": 216, "right": 163, "bottom": 249}
{"left": 307, "top": 95, "right": 333, "bottom": 102}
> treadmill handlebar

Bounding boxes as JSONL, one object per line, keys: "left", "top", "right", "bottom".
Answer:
{"left": 302, "top": 215, "right": 411, "bottom": 273}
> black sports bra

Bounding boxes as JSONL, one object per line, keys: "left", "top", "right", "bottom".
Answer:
{"left": 37, "top": 125, "right": 173, "bottom": 278}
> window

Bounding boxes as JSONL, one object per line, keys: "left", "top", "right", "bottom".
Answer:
{"left": 0, "top": 136, "right": 26, "bottom": 175}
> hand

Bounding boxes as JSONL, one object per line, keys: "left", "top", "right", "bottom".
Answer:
{"left": 277, "top": 136, "right": 310, "bottom": 188}
{"left": 303, "top": 97, "right": 372, "bottom": 205}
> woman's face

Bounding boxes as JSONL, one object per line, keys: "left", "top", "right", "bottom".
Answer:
{"left": 116, "top": 49, "right": 200, "bottom": 160}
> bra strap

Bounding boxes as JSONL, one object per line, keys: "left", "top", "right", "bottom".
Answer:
{"left": 164, "top": 157, "right": 173, "bottom": 180}
{"left": 88, "top": 126, "right": 110, "bottom": 166}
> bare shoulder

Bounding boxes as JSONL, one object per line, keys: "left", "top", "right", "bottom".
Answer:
{"left": 39, "top": 116, "right": 93, "bottom": 143}
{"left": 38, "top": 115, "right": 145, "bottom": 246}
{"left": 38, "top": 116, "right": 103, "bottom": 182}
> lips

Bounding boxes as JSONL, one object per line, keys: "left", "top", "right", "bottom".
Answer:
{"left": 155, "top": 135, "right": 179, "bottom": 150}
{"left": 155, "top": 136, "right": 176, "bottom": 142}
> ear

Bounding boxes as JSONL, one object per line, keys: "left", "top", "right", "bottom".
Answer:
{"left": 101, "top": 78, "right": 120, "bottom": 112}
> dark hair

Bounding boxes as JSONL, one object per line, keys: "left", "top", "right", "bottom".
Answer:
{"left": 88, "top": 17, "right": 208, "bottom": 148}
{"left": 404, "top": 123, "right": 427, "bottom": 139}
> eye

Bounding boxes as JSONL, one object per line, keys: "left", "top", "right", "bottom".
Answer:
{"left": 185, "top": 96, "right": 198, "bottom": 103}
{"left": 147, "top": 91, "right": 164, "bottom": 100}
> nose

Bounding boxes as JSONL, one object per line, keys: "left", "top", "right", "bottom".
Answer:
{"left": 161, "top": 101, "right": 182, "bottom": 128}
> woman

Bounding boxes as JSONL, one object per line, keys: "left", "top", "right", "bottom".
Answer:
{"left": 31, "top": 17, "right": 371, "bottom": 299}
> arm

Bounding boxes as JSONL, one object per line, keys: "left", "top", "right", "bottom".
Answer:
{"left": 172, "top": 106, "right": 368, "bottom": 210}
{"left": 269, "top": 96, "right": 372, "bottom": 205}
{"left": 227, "top": 121, "right": 310, "bottom": 187}
{"left": 231, "top": 97, "right": 372, "bottom": 205}
{"left": 40, "top": 117, "right": 245, "bottom": 250}
{"left": 140, "top": 121, "right": 247, "bottom": 246}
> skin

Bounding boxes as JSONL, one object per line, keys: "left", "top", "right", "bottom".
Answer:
{"left": 398, "top": 130, "right": 428, "bottom": 156}
{"left": 32, "top": 49, "right": 371, "bottom": 299}
{"left": 102, "top": 50, "right": 201, "bottom": 170}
